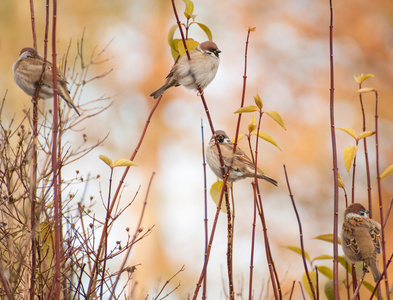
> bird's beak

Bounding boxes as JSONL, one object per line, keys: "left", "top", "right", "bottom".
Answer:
{"left": 214, "top": 49, "right": 221, "bottom": 57}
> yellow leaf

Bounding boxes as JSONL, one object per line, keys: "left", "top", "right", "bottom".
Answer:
{"left": 231, "top": 134, "right": 246, "bottom": 144}
{"left": 381, "top": 165, "right": 393, "bottom": 179}
{"left": 324, "top": 279, "right": 335, "bottom": 300}
{"left": 338, "top": 173, "right": 345, "bottom": 189}
{"left": 245, "top": 26, "right": 256, "bottom": 32}
{"left": 355, "top": 87, "right": 375, "bottom": 94}
{"left": 99, "top": 155, "right": 113, "bottom": 168}
{"left": 210, "top": 181, "right": 229, "bottom": 213}
{"left": 113, "top": 158, "right": 138, "bottom": 168}
{"left": 254, "top": 92, "right": 263, "bottom": 109}
{"left": 234, "top": 106, "right": 259, "bottom": 113}
{"left": 265, "top": 111, "right": 286, "bottom": 130}
{"left": 337, "top": 127, "right": 357, "bottom": 140}
{"left": 313, "top": 234, "right": 341, "bottom": 245}
{"left": 176, "top": 39, "right": 199, "bottom": 57}
{"left": 183, "top": 0, "right": 194, "bottom": 16}
{"left": 252, "top": 131, "right": 281, "bottom": 151}
{"left": 343, "top": 146, "right": 359, "bottom": 173}
{"left": 354, "top": 73, "right": 374, "bottom": 84}
{"left": 248, "top": 114, "right": 257, "bottom": 133}
{"left": 302, "top": 271, "right": 317, "bottom": 300}
{"left": 196, "top": 23, "right": 213, "bottom": 41}
{"left": 357, "top": 131, "right": 375, "bottom": 140}
{"left": 167, "top": 24, "right": 179, "bottom": 60}
{"left": 287, "top": 246, "right": 310, "bottom": 262}
{"left": 317, "top": 266, "right": 333, "bottom": 279}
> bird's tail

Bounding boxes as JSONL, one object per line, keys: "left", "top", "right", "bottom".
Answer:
{"left": 257, "top": 174, "right": 278, "bottom": 186}
{"left": 370, "top": 263, "right": 382, "bottom": 283}
{"left": 63, "top": 98, "right": 81, "bottom": 116}
{"left": 150, "top": 85, "right": 167, "bottom": 99}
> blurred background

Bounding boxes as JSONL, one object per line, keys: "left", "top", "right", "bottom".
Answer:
{"left": 1, "top": 0, "right": 393, "bottom": 298}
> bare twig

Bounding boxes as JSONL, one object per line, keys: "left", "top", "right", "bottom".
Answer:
{"left": 109, "top": 172, "right": 156, "bottom": 299}
{"left": 383, "top": 197, "right": 393, "bottom": 229}
{"left": 350, "top": 268, "right": 367, "bottom": 300}
{"left": 50, "top": 0, "right": 62, "bottom": 298}
{"left": 370, "top": 253, "right": 393, "bottom": 300}
{"left": 253, "top": 113, "right": 280, "bottom": 300}
{"left": 152, "top": 265, "right": 185, "bottom": 300}
{"left": 357, "top": 83, "right": 373, "bottom": 217}
{"left": 200, "top": 121, "right": 209, "bottom": 300}
{"left": 328, "top": 0, "right": 339, "bottom": 298}
{"left": 284, "top": 165, "right": 316, "bottom": 299}
{"left": 374, "top": 90, "right": 390, "bottom": 299}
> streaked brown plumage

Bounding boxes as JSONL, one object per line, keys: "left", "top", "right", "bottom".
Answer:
{"left": 13, "top": 47, "right": 80, "bottom": 116}
{"left": 150, "top": 41, "right": 221, "bottom": 99}
{"left": 206, "top": 130, "right": 277, "bottom": 186}
{"left": 341, "top": 203, "right": 381, "bottom": 282}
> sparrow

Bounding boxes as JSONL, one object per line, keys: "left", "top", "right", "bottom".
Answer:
{"left": 13, "top": 47, "right": 80, "bottom": 116}
{"left": 206, "top": 130, "right": 277, "bottom": 186}
{"left": 150, "top": 41, "right": 221, "bottom": 99}
{"left": 341, "top": 203, "right": 381, "bottom": 282}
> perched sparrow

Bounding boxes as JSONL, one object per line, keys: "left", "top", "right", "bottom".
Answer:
{"left": 206, "top": 130, "right": 277, "bottom": 186}
{"left": 13, "top": 47, "right": 80, "bottom": 116}
{"left": 150, "top": 41, "right": 221, "bottom": 99}
{"left": 341, "top": 203, "right": 381, "bottom": 282}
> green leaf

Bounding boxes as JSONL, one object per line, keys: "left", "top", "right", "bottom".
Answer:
{"left": 317, "top": 266, "right": 333, "bottom": 279}
{"left": 343, "top": 146, "right": 359, "bottom": 174}
{"left": 354, "top": 73, "right": 374, "bottom": 84}
{"left": 99, "top": 155, "right": 113, "bottom": 168}
{"left": 357, "top": 131, "right": 375, "bottom": 140}
{"left": 196, "top": 23, "right": 213, "bottom": 41}
{"left": 302, "top": 271, "right": 317, "bottom": 300}
{"left": 252, "top": 131, "right": 281, "bottom": 151}
{"left": 183, "top": 0, "right": 194, "bottom": 16}
{"left": 324, "top": 279, "right": 335, "bottom": 300}
{"left": 286, "top": 246, "right": 310, "bottom": 263}
{"left": 234, "top": 106, "right": 259, "bottom": 113}
{"left": 265, "top": 111, "right": 286, "bottom": 130}
{"left": 254, "top": 92, "right": 263, "bottom": 109}
{"left": 248, "top": 114, "right": 256, "bottom": 133}
{"left": 381, "top": 164, "right": 393, "bottom": 179}
{"left": 210, "top": 181, "right": 229, "bottom": 213}
{"left": 313, "top": 234, "right": 341, "bottom": 245}
{"left": 337, "top": 127, "right": 357, "bottom": 140}
{"left": 113, "top": 158, "right": 138, "bottom": 167}
{"left": 355, "top": 87, "right": 375, "bottom": 94}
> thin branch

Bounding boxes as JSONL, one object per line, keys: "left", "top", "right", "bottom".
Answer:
{"left": 350, "top": 268, "right": 367, "bottom": 300}
{"left": 109, "top": 172, "right": 156, "bottom": 299}
{"left": 374, "top": 90, "right": 390, "bottom": 300}
{"left": 284, "top": 165, "right": 316, "bottom": 299}
{"left": 329, "top": 0, "right": 339, "bottom": 298}
{"left": 200, "top": 120, "right": 209, "bottom": 300}
{"left": 152, "top": 265, "right": 185, "bottom": 300}
{"left": 50, "top": 0, "right": 62, "bottom": 298}
{"left": 357, "top": 83, "right": 373, "bottom": 217}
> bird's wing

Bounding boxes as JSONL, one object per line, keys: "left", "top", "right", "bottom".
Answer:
{"left": 342, "top": 218, "right": 364, "bottom": 260}
{"left": 233, "top": 147, "right": 256, "bottom": 170}
{"left": 45, "top": 61, "right": 68, "bottom": 83}
{"left": 369, "top": 223, "right": 381, "bottom": 254}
